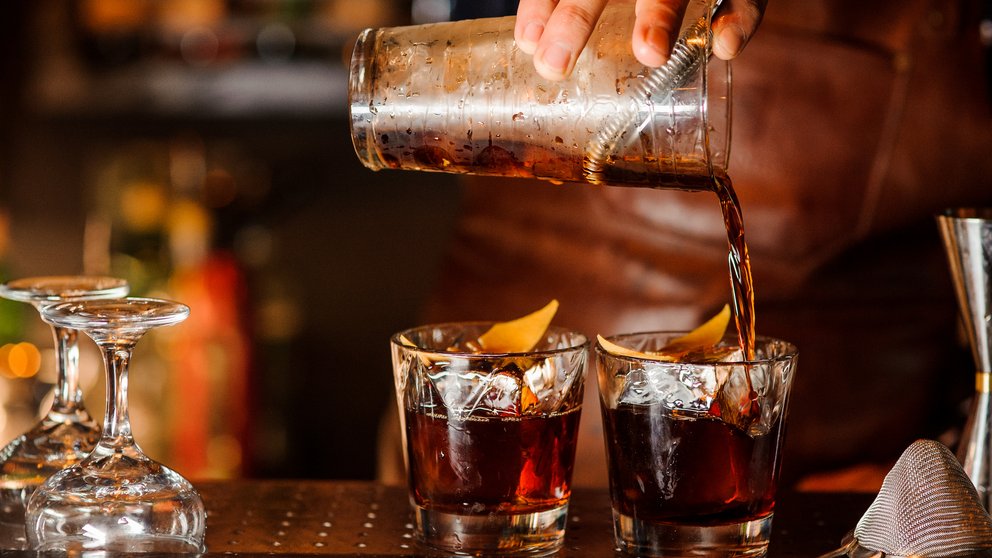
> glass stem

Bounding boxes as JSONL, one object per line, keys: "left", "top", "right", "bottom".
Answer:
{"left": 100, "top": 343, "right": 135, "bottom": 449}
{"left": 50, "top": 325, "right": 85, "bottom": 415}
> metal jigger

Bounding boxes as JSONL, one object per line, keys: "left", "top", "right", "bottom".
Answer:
{"left": 938, "top": 208, "right": 992, "bottom": 510}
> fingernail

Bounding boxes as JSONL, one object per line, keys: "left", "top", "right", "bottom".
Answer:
{"left": 522, "top": 21, "right": 544, "bottom": 45}
{"left": 541, "top": 42, "right": 572, "bottom": 74}
{"left": 714, "top": 24, "right": 744, "bottom": 58}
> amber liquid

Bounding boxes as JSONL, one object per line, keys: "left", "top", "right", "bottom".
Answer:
{"left": 404, "top": 406, "right": 581, "bottom": 515}
{"left": 602, "top": 404, "right": 782, "bottom": 525}
{"left": 597, "top": 168, "right": 756, "bottom": 361}
{"left": 378, "top": 134, "right": 720, "bottom": 187}
{"left": 713, "top": 175, "right": 756, "bottom": 360}
{"left": 386, "top": 138, "right": 755, "bottom": 357}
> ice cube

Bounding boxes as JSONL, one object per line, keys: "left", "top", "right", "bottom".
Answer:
{"left": 521, "top": 356, "right": 574, "bottom": 414}
{"left": 424, "top": 359, "right": 487, "bottom": 415}
{"left": 617, "top": 369, "right": 655, "bottom": 406}
{"left": 481, "top": 370, "right": 521, "bottom": 416}
{"left": 711, "top": 363, "right": 773, "bottom": 435}
{"left": 421, "top": 353, "right": 583, "bottom": 417}
{"left": 607, "top": 349, "right": 775, "bottom": 435}
{"left": 617, "top": 365, "right": 698, "bottom": 410}
{"left": 424, "top": 358, "right": 524, "bottom": 417}
{"left": 614, "top": 361, "right": 735, "bottom": 417}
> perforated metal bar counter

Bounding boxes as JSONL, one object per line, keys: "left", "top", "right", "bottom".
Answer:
{"left": 0, "top": 481, "right": 871, "bottom": 557}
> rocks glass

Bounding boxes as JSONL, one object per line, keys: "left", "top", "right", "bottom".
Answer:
{"left": 596, "top": 333, "right": 797, "bottom": 556}
{"left": 390, "top": 323, "right": 588, "bottom": 556}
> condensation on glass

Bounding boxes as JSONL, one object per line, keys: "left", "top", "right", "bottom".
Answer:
{"left": 349, "top": 1, "right": 730, "bottom": 191}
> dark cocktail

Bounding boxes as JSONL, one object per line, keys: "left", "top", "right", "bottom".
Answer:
{"left": 391, "top": 321, "right": 587, "bottom": 556}
{"left": 405, "top": 406, "right": 581, "bottom": 515}
{"left": 597, "top": 334, "right": 797, "bottom": 557}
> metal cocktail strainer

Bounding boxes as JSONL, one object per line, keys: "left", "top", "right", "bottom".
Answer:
{"left": 584, "top": 0, "right": 724, "bottom": 185}
{"left": 821, "top": 439, "right": 992, "bottom": 557}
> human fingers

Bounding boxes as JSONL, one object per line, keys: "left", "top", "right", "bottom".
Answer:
{"left": 631, "top": 0, "right": 688, "bottom": 67}
{"left": 711, "top": 0, "right": 766, "bottom": 60}
{"left": 514, "top": 0, "right": 556, "bottom": 55}
{"left": 530, "top": 0, "right": 609, "bottom": 81}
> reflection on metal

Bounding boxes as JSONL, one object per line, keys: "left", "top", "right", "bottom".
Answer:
{"left": 938, "top": 207, "right": 992, "bottom": 510}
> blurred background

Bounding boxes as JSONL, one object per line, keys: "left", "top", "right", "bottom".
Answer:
{"left": 0, "top": 0, "right": 466, "bottom": 481}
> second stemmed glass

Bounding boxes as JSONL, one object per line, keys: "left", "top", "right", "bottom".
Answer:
{"left": 26, "top": 297, "right": 206, "bottom": 552}
{"left": 0, "top": 276, "right": 129, "bottom": 531}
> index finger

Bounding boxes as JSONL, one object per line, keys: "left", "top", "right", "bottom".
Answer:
{"left": 528, "top": 0, "right": 609, "bottom": 81}
{"left": 514, "top": 0, "right": 557, "bottom": 55}
{"left": 631, "top": 0, "right": 688, "bottom": 67}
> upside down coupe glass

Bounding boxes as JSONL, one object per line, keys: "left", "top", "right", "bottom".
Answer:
{"left": 26, "top": 298, "right": 206, "bottom": 552}
{"left": 0, "top": 276, "right": 128, "bottom": 535}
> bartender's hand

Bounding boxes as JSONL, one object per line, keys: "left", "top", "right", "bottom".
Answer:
{"left": 515, "top": 0, "right": 766, "bottom": 81}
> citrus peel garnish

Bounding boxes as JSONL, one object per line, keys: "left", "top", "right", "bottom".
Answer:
{"left": 521, "top": 386, "right": 539, "bottom": 412}
{"left": 663, "top": 304, "right": 731, "bottom": 353}
{"left": 598, "top": 304, "right": 731, "bottom": 361}
{"left": 596, "top": 335, "right": 677, "bottom": 361}
{"left": 478, "top": 299, "right": 559, "bottom": 353}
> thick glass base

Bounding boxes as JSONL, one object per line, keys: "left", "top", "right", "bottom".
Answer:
{"left": 414, "top": 503, "right": 568, "bottom": 557}
{"left": 614, "top": 511, "right": 773, "bottom": 557}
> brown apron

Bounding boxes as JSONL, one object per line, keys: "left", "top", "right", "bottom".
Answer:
{"left": 408, "top": 0, "right": 992, "bottom": 488}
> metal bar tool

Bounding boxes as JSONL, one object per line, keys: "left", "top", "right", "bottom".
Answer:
{"left": 939, "top": 208, "right": 992, "bottom": 510}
